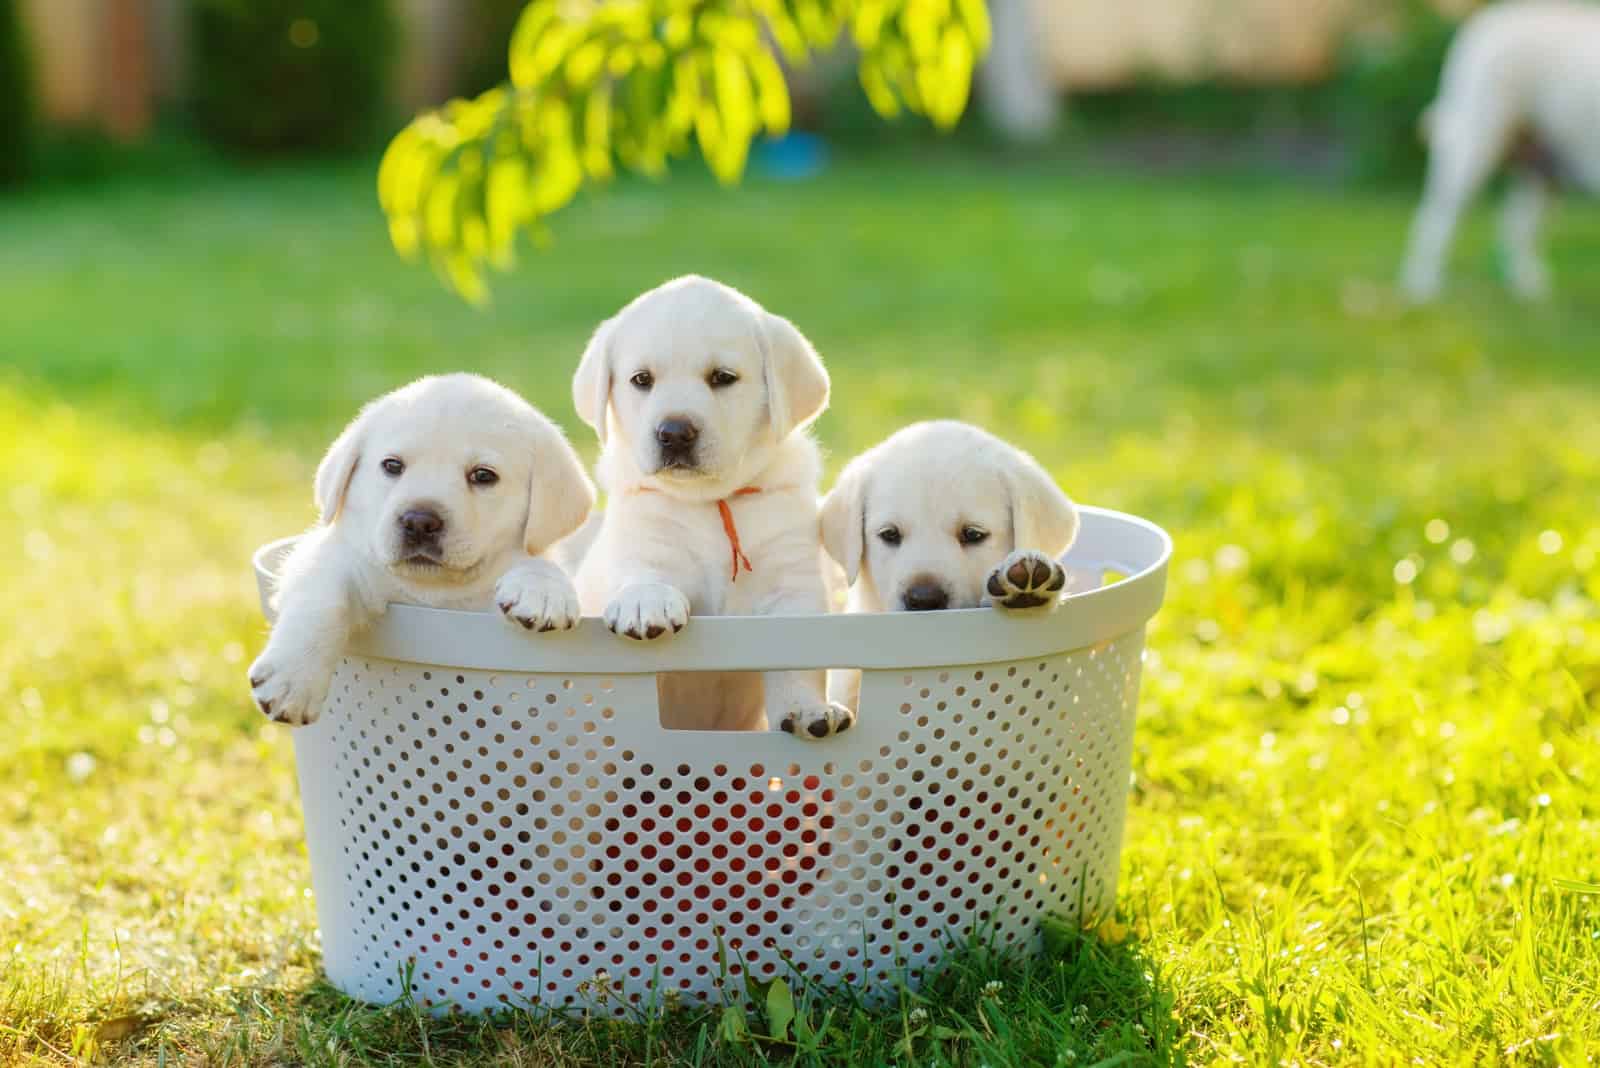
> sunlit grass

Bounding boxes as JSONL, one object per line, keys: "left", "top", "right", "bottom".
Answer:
{"left": 1, "top": 154, "right": 1597, "bottom": 1064}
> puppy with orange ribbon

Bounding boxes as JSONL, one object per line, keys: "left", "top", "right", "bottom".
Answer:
{"left": 569, "top": 276, "right": 852, "bottom": 739}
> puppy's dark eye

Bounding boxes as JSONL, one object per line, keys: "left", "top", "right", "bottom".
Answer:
{"left": 877, "top": 526, "right": 902, "bottom": 546}
{"left": 959, "top": 525, "right": 990, "bottom": 546}
{"left": 381, "top": 457, "right": 404, "bottom": 477}
{"left": 708, "top": 368, "right": 739, "bottom": 388}
{"left": 468, "top": 466, "right": 499, "bottom": 486}
{"left": 630, "top": 371, "right": 654, "bottom": 390}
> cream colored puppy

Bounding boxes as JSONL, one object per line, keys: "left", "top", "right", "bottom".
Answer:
{"left": 822, "top": 421, "right": 1079, "bottom": 612}
{"left": 249, "top": 374, "right": 594, "bottom": 726}
{"left": 1401, "top": 0, "right": 1600, "bottom": 301}
{"left": 821, "top": 421, "right": 1081, "bottom": 711}
{"left": 572, "top": 275, "right": 852, "bottom": 739}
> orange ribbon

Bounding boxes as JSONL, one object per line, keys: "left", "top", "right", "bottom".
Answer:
{"left": 718, "top": 486, "right": 760, "bottom": 582}
{"left": 634, "top": 485, "right": 761, "bottom": 582}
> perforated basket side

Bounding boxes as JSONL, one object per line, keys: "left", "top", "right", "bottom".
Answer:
{"left": 291, "top": 629, "right": 1146, "bottom": 1013}
{"left": 269, "top": 506, "right": 1170, "bottom": 1013}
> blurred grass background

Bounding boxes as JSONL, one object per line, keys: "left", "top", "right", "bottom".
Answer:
{"left": 2, "top": 151, "right": 1598, "bottom": 1063}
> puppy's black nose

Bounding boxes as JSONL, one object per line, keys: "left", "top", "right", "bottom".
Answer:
{"left": 655, "top": 417, "right": 699, "bottom": 452}
{"left": 901, "top": 581, "right": 950, "bottom": 612}
{"left": 399, "top": 508, "right": 444, "bottom": 540}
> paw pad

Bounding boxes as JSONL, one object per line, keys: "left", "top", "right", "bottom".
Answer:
{"left": 989, "top": 550, "right": 1067, "bottom": 611}
{"left": 781, "top": 702, "right": 855, "bottom": 740}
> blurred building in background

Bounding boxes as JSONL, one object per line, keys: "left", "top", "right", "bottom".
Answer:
{"left": 20, "top": 0, "right": 174, "bottom": 139}
{"left": 1041, "top": 0, "right": 1353, "bottom": 86}
{"left": 18, "top": 0, "right": 476, "bottom": 142}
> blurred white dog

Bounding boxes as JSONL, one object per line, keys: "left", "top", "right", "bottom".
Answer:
{"left": 249, "top": 374, "right": 594, "bottom": 725}
{"left": 571, "top": 275, "right": 853, "bottom": 739}
{"left": 1401, "top": 0, "right": 1600, "bottom": 301}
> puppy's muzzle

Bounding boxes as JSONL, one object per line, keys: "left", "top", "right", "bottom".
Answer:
{"left": 901, "top": 578, "right": 951, "bottom": 612}
{"left": 655, "top": 416, "right": 700, "bottom": 469}
{"left": 398, "top": 506, "right": 446, "bottom": 558}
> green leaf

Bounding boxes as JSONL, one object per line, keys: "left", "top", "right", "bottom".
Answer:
{"left": 758, "top": 0, "right": 809, "bottom": 63}
{"left": 858, "top": 57, "right": 900, "bottom": 118}
{"left": 582, "top": 84, "right": 615, "bottom": 179}
{"left": 507, "top": 2, "right": 558, "bottom": 88}
{"left": 903, "top": 0, "right": 940, "bottom": 61}
{"left": 765, "top": 976, "right": 796, "bottom": 1040}
{"left": 793, "top": 1000, "right": 817, "bottom": 1045}
{"left": 719, "top": 1003, "right": 750, "bottom": 1045}
{"left": 566, "top": 40, "right": 608, "bottom": 89}
{"left": 668, "top": 53, "right": 703, "bottom": 135}
{"left": 955, "top": 0, "right": 991, "bottom": 52}
{"left": 713, "top": 46, "right": 755, "bottom": 139}
{"left": 424, "top": 174, "right": 459, "bottom": 248}
{"left": 940, "top": 25, "right": 974, "bottom": 125}
{"left": 1553, "top": 878, "right": 1600, "bottom": 895}
{"left": 748, "top": 49, "right": 791, "bottom": 135}
{"left": 663, "top": 9, "right": 693, "bottom": 48}
{"left": 852, "top": 0, "right": 888, "bottom": 49}
{"left": 485, "top": 154, "right": 527, "bottom": 263}
{"left": 378, "top": 0, "right": 992, "bottom": 302}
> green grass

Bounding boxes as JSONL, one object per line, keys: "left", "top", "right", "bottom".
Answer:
{"left": 2, "top": 152, "right": 1599, "bottom": 1065}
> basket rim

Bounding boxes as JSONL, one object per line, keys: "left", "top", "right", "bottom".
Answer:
{"left": 254, "top": 505, "right": 1170, "bottom": 673}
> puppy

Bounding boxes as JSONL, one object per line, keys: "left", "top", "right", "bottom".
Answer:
{"left": 1400, "top": 0, "right": 1600, "bottom": 301}
{"left": 820, "top": 421, "right": 1081, "bottom": 711}
{"left": 821, "top": 422, "right": 1081, "bottom": 614}
{"left": 572, "top": 275, "right": 852, "bottom": 739}
{"left": 249, "top": 374, "right": 594, "bottom": 725}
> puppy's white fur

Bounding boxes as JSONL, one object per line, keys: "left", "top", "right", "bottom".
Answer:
{"left": 249, "top": 374, "right": 594, "bottom": 725}
{"left": 820, "top": 421, "right": 1080, "bottom": 709}
{"left": 1401, "top": 0, "right": 1600, "bottom": 301}
{"left": 572, "top": 275, "right": 851, "bottom": 738}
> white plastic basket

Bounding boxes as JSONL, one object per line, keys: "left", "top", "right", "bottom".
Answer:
{"left": 253, "top": 506, "right": 1170, "bottom": 1014}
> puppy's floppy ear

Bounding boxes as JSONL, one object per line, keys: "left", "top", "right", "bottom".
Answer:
{"left": 313, "top": 409, "right": 368, "bottom": 525}
{"left": 1004, "top": 447, "right": 1080, "bottom": 558}
{"left": 760, "top": 312, "right": 830, "bottom": 439}
{"left": 820, "top": 456, "right": 868, "bottom": 586}
{"left": 524, "top": 416, "right": 598, "bottom": 555}
{"left": 572, "top": 317, "right": 615, "bottom": 445}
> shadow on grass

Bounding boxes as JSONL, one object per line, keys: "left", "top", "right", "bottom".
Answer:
{"left": 154, "top": 925, "right": 1179, "bottom": 1068}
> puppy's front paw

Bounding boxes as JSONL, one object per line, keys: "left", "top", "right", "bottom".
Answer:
{"left": 986, "top": 549, "right": 1067, "bottom": 612}
{"left": 603, "top": 583, "right": 690, "bottom": 641}
{"left": 247, "top": 651, "right": 331, "bottom": 726}
{"left": 496, "top": 566, "right": 581, "bottom": 633}
{"left": 780, "top": 701, "right": 855, "bottom": 740}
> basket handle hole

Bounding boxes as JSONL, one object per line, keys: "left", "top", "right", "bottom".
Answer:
{"left": 651, "top": 670, "right": 861, "bottom": 737}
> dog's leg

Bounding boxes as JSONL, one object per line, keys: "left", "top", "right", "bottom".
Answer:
{"left": 1402, "top": 161, "right": 1475, "bottom": 302}
{"left": 755, "top": 581, "right": 854, "bottom": 740}
{"left": 771, "top": 668, "right": 853, "bottom": 739}
{"left": 602, "top": 576, "right": 692, "bottom": 640}
{"left": 1499, "top": 168, "right": 1551, "bottom": 300}
{"left": 826, "top": 669, "right": 862, "bottom": 718}
{"left": 495, "top": 557, "right": 582, "bottom": 632}
{"left": 248, "top": 535, "right": 369, "bottom": 726}
{"left": 823, "top": 581, "right": 867, "bottom": 718}
{"left": 1402, "top": 111, "right": 1505, "bottom": 302}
